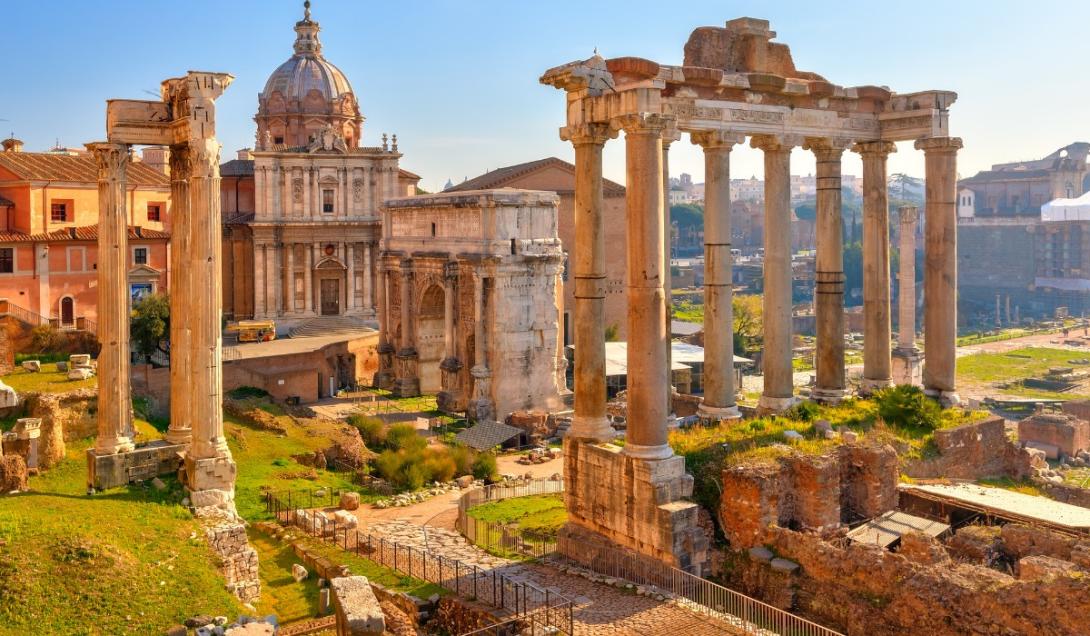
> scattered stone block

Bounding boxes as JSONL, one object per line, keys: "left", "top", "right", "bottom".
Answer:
{"left": 823, "top": 429, "right": 838, "bottom": 440}
{"left": 455, "top": 475, "right": 474, "bottom": 489}
{"left": 0, "top": 380, "right": 14, "bottom": 409}
{"left": 1017, "top": 555, "right": 1080, "bottom": 581}
{"left": 292, "top": 563, "right": 309, "bottom": 582}
{"left": 748, "top": 546, "right": 774, "bottom": 562}
{"left": 331, "top": 576, "right": 385, "bottom": 635}
{"left": 842, "top": 431, "right": 859, "bottom": 443}
{"left": 55, "top": 361, "right": 68, "bottom": 372}
{"left": 151, "top": 477, "right": 167, "bottom": 491}
{"left": 21, "top": 360, "right": 41, "bottom": 373}
{"left": 340, "top": 491, "right": 361, "bottom": 510}
{"left": 783, "top": 430, "right": 803, "bottom": 443}
{"left": 333, "top": 509, "right": 358, "bottom": 529}
{"left": 69, "top": 354, "right": 92, "bottom": 368}
{"left": 185, "top": 615, "right": 215, "bottom": 628}
{"left": 67, "top": 367, "right": 93, "bottom": 381}
{"left": 814, "top": 419, "right": 832, "bottom": 434}
{"left": 164, "top": 625, "right": 187, "bottom": 636}
{"left": 770, "top": 557, "right": 799, "bottom": 573}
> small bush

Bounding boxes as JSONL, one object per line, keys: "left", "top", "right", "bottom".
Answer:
{"left": 785, "top": 400, "right": 821, "bottom": 422}
{"left": 422, "top": 447, "right": 457, "bottom": 483}
{"left": 472, "top": 452, "right": 499, "bottom": 482}
{"left": 448, "top": 445, "right": 474, "bottom": 476}
{"left": 228, "top": 386, "right": 270, "bottom": 400}
{"left": 348, "top": 414, "right": 387, "bottom": 449}
{"left": 875, "top": 385, "right": 941, "bottom": 431}
{"left": 387, "top": 423, "right": 426, "bottom": 453}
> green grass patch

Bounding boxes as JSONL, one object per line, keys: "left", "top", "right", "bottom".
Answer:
{"left": 957, "top": 347, "right": 1088, "bottom": 384}
{"left": 249, "top": 529, "right": 320, "bottom": 624}
{"left": 0, "top": 439, "right": 241, "bottom": 634}
{"left": 1, "top": 364, "right": 98, "bottom": 394}
{"left": 299, "top": 536, "right": 445, "bottom": 599}
{"left": 978, "top": 476, "right": 1046, "bottom": 497}
{"left": 467, "top": 494, "right": 567, "bottom": 537}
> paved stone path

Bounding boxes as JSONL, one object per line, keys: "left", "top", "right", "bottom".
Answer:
{"left": 365, "top": 521, "right": 745, "bottom": 636}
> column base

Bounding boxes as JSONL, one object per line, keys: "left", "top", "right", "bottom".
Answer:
{"left": 810, "top": 387, "right": 847, "bottom": 404}
{"left": 392, "top": 378, "right": 420, "bottom": 398}
{"left": 622, "top": 442, "right": 674, "bottom": 460}
{"left": 163, "top": 428, "right": 192, "bottom": 446}
{"left": 184, "top": 453, "right": 238, "bottom": 514}
{"left": 697, "top": 403, "right": 741, "bottom": 423}
{"left": 757, "top": 394, "right": 797, "bottom": 415}
{"left": 925, "top": 387, "right": 961, "bottom": 408}
{"left": 94, "top": 436, "right": 135, "bottom": 456}
{"left": 892, "top": 348, "right": 923, "bottom": 386}
{"left": 858, "top": 377, "right": 893, "bottom": 396}
{"left": 567, "top": 414, "right": 615, "bottom": 442}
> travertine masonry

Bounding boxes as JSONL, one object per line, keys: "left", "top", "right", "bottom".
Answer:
{"left": 205, "top": 522, "right": 261, "bottom": 604}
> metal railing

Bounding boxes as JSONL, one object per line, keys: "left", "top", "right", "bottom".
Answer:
{"left": 0, "top": 299, "right": 95, "bottom": 334}
{"left": 265, "top": 491, "right": 575, "bottom": 635}
{"left": 551, "top": 535, "right": 844, "bottom": 636}
{"left": 456, "top": 478, "right": 565, "bottom": 560}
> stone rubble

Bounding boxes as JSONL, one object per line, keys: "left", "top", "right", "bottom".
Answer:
{"left": 204, "top": 522, "right": 261, "bottom": 604}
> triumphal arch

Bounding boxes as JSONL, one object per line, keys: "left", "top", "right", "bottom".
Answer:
{"left": 87, "top": 71, "right": 238, "bottom": 512}
{"left": 542, "top": 18, "right": 961, "bottom": 573}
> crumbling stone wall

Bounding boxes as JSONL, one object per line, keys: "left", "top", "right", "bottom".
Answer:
{"left": 426, "top": 597, "right": 514, "bottom": 636}
{"left": 22, "top": 388, "right": 96, "bottom": 469}
{"left": 0, "top": 455, "right": 28, "bottom": 493}
{"left": 905, "top": 417, "right": 1037, "bottom": 480}
{"left": 719, "top": 443, "right": 899, "bottom": 547}
{"left": 1018, "top": 412, "right": 1089, "bottom": 458}
{"left": 205, "top": 522, "right": 260, "bottom": 604}
{"left": 725, "top": 526, "right": 1090, "bottom": 636}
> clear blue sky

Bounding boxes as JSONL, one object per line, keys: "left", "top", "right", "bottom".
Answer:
{"left": 2, "top": 1, "right": 1086, "bottom": 191}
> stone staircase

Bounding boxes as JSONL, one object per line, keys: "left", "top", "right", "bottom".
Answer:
{"left": 288, "top": 315, "right": 375, "bottom": 338}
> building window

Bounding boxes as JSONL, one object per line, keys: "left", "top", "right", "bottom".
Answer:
{"left": 322, "top": 189, "right": 335, "bottom": 213}
{"left": 147, "top": 203, "right": 161, "bottom": 222}
{"left": 0, "top": 248, "right": 12, "bottom": 273}
{"left": 274, "top": 136, "right": 284, "bottom": 145}
{"left": 50, "top": 202, "right": 68, "bottom": 222}
{"left": 133, "top": 247, "right": 148, "bottom": 265}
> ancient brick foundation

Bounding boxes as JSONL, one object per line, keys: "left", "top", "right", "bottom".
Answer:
{"left": 904, "top": 416, "right": 1037, "bottom": 480}
{"left": 561, "top": 438, "right": 708, "bottom": 574}
{"left": 1017, "top": 411, "right": 1089, "bottom": 459}
{"left": 720, "top": 443, "right": 899, "bottom": 547}
{"left": 723, "top": 525, "right": 1090, "bottom": 636}
{"left": 205, "top": 522, "right": 260, "bottom": 604}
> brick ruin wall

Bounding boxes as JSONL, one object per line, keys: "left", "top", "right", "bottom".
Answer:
{"left": 904, "top": 416, "right": 1038, "bottom": 480}
{"left": 204, "top": 522, "right": 260, "bottom": 604}
{"left": 1019, "top": 412, "right": 1090, "bottom": 457}
{"left": 2, "top": 388, "right": 98, "bottom": 470}
{"left": 719, "top": 443, "right": 899, "bottom": 547}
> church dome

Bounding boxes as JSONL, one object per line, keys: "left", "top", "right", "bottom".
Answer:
{"left": 255, "top": 1, "right": 363, "bottom": 149}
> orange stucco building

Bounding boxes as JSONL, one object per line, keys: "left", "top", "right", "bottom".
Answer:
{"left": 0, "top": 139, "right": 172, "bottom": 328}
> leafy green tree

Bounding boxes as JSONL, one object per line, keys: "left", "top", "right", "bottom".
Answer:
{"left": 670, "top": 203, "right": 704, "bottom": 232}
{"left": 130, "top": 293, "right": 170, "bottom": 362}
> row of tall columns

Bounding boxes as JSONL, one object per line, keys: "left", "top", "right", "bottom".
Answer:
{"left": 693, "top": 131, "right": 744, "bottom": 420}
{"left": 753, "top": 135, "right": 797, "bottom": 413}
{"left": 620, "top": 114, "right": 672, "bottom": 460}
{"left": 254, "top": 241, "right": 378, "bottom": 316}
{"left": 89, "top": 143, "right": 135, "bottom": 454}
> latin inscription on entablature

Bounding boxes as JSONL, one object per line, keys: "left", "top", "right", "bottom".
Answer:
{"left": 669, "top": 98, "right": 879, "bottom": 138}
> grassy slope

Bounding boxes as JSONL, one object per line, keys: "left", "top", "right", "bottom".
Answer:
{"left": 0, "top": 432, "right": 241, "bottom": 635}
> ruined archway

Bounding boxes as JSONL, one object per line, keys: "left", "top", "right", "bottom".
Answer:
{"left": 416, "top": 283, "right": 445, "bottom": 393}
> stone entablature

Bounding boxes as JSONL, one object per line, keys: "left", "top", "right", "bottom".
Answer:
{"left": 376, "top": 190, "right": 565, "bottom": 422}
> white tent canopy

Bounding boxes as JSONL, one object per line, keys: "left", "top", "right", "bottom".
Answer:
{"left": 1041, "top": 191, "right": 1090, "bottom": 222}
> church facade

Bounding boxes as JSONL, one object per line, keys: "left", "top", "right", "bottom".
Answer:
{"left": 221, "top": 3, "right": 419, "bottom": 325}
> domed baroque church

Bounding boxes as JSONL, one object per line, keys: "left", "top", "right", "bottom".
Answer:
{"left": 221, "top": 2, "right": 419, "bottom": 323}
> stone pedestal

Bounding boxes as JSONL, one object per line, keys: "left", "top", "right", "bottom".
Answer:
{"left": 436, "top": 357, "right": 466, "bottom": 413}
{"left": 467, "top": 365, "right": 494, "bottom": 423}
{"left": 393, "top": 348, "right": 420, "bottom": 397}
{"left": 892, "top": 347, "right": 923, "bottom": 386}
{"left": 87, "top": 440, "right": 185, "bottom": 491}
{"left": 561, "top": 438, "right": 708, "bottom": 574}
{"left": 373, "top": 342, "right": 395, "bottom": 390}
{"left": 185, "top": 454, "right": 238, "bottom": 509}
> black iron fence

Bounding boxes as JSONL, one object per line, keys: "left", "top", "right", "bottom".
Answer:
{"left": 456, "top": 478, "right": 564, "bottom": 560}
{"left": 265, "top": 491, "right": 575, "bottom": 635}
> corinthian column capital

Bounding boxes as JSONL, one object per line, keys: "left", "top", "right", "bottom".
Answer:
{"left": 690, "top": 130, "right": 745, "bottom": 151}
{"left": 914, "top": 136, "right": 963, "bottom": 154}
{"left": 189, "top": 139, "right": 222, "bottom": 179}
{"left": 616, "top": 113, "right": 671, "bottom": 136}
{"left": 169, "top": 143, "right": 191, "bottom": 181}
{"left": 852, "top": 140, "right": 897, "bottom": 158}
{"left": 803, "top": 136, "right": 852, "bottom": 159}
{"left": 750, "top": 133, "right": 802, "bottom": 153}
{"left": 86, "top": 142, "right": 129, "bottom": 179}
{"left": 562, "top": 122, "right": 615, "bottom": 146}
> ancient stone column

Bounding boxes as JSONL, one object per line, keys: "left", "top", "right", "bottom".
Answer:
{"left": 394, "top": 264, "right": 420, "bottom": 397}
{"left": 374, "top": 264, "right": 395, "bottom": 389}
{"left": 469, "top": 273, "right": 494, "bottom": 422}
{"left": 347, "top": 242, "right": 356, "bottom": 311}
{"left": 663, "top": 127, "right": 680, "bottom": 423}
{"left": 893, "top": 206, "right": 922, "bottom": 385}
{"left": 303, "top": 244, "right": 313, "bottom": 314}
{"left": 185, "top": 135, "right": 237, "bottom": 509}
{"left": 916, "top": 137, "right": 964, "bottom": 405}
{"left": 620, "top": 114, "right": 672, "bottom": 460}
{"left": 752, "top": 135, "right": 797, "bottom": 414}
{"left": 807, "top": 139, "right": 848, "bottom": 403}
{"left": 270, "top": 242, "right": 282, "bottom": 315}
{"left": 442, "top": 266, "right": 456, "bottom": 361}
{"left": 564, "top": 124, "right": 615, "bottom": 441}
{"left": 854, "top": 141, "right": 896, "bottom": 395}
{"left": 284, "top": 243, "right": 294, "bottom": 313}
{"left": 88, "top": 142, "right": 135, "bottom": 455}
{"left": 692, "top": 131, "right": 743, "bottom": 421}
{"left": 362, "top": 243, "right": 374, "bottom": 315}
{"left": 166, "top": 144, "right": 192, "bottom": 446}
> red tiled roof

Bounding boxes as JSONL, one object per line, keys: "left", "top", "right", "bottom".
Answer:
{"left": 445, "top": 157, "right": 625, "bottom": 196}
{"left": 0, "top": 152, "right": 169, "bottom": 187}
{"left": 398, "top": 167, "right": 421, "bottom": 181}
{"left": 0, "top": 225, "right": 170, "bottom": 243}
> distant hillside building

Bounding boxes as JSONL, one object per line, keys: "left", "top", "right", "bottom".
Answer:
{"left": 958, "top": 143, "right": 1090, "bottom": 320}
{"left": 445, "top": 157, "right": 629, "bottom": 342}
{"left": 0, "top": 139, "right": 171, "bottom": 328}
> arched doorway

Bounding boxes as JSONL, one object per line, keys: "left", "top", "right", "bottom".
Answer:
{"left": 314, "top": 257, "right": 346, "bottom": 316}
{"left": 416, "top": 284, "right": 445, "bottom": 393}
{"left": 60, "top": 297, "right": 74, "bottom": 327}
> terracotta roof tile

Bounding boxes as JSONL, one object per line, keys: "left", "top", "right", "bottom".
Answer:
{"left": 446, "top": 157, "right": 625, "bottom": 196}
{"left": 0, "top": 152, "right": 169, "bottom": 187}
{"left": 0, "top": 225, "right": 169, "bottom": 243}
{"left": 221, "top": 159, "right": 255, "bottom": 177}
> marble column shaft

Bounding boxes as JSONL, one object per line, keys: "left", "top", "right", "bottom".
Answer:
{"left": 621, "top": 114, "right": 671, "bottom": 460}
{"left": 443, "top": 270, "right": 456, "bottom": 360}
{"left": 567, "top": 125, "right": 614, "bottom": 441}
{"left": 284, "top": 243, "right": 294, "bottom": 312}
{"left": 399, "top": 267, "right": 414, "bottom": 351}
{"left": 166, "top": 145, "right": 192, "bottom": 445}
{"left": 362, "top": 243, "right": 373, "bottom": 313}
{"left": 303, "top": 244, "right": 313, "bottom": 314}
{"left": 693, "top": 132, "right": 743, "bottom": 419}
{"left": 810, "top": 141, "right": 847, "bottom": 401}
{"left": 917, "top": 137, "right": 963, "bottom": 399}
{"left": 855, "top": 141, "right": 895, "bottom": 392}
{"left": 347, "top": 242, "right": 356, "bottom": 311}
{"left": 89, "top": 142, "right": 134, "bottom": 454}
{"left": 897, "top": 206, "right": 919, "bottom": 351}
{"left": 753, "top": 136, "right": 795, "bottom": 412}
